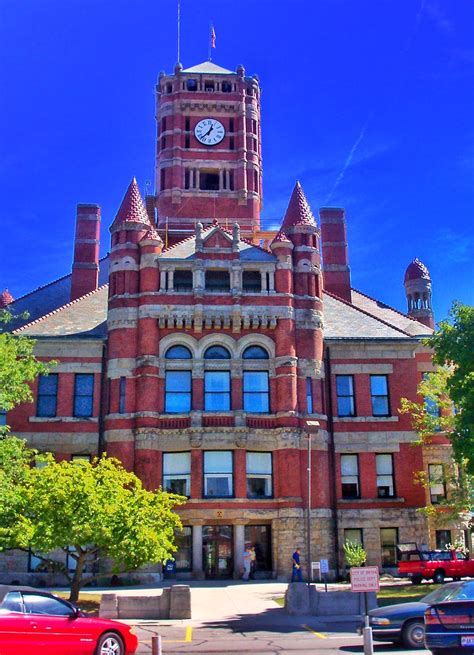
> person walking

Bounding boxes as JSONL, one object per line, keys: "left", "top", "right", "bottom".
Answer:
{"left": 291, "top": 547, "right": 303, "bottom": 582}
{"left": 242, "top": 544, "right": 252, "bottom": 581}
{"left": 250, "top": 546, "right": 257, "bottom": 579}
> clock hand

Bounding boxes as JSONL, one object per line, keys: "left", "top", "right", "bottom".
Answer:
{"left": 204, "top": 125, "right": 214, "bottom": 137}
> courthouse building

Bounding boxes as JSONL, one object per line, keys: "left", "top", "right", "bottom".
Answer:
{"left": 0, "top": 59, "right": 454, "bottom": 583}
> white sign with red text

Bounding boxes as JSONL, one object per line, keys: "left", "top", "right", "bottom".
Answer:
{"left": 350, "top": 566, "right": 380, "bottom": 592}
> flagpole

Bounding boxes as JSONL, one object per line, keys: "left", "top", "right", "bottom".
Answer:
{"left": 177, "top": 0, "right": 181, "bottom": 64}
{"left": 208, "top": 24, "right": 212, "bottom": 61}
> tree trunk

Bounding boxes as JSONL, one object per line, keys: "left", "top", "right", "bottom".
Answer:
{"left": 69, "top": 551, "right": 86, "bottom": 604}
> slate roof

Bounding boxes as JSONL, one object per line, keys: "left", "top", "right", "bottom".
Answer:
{"left": 182, "top": 61, "right": 234, "bottom": 75}
{"left": 282, "top": 181, "right": 317, "bottom": 230}
{"left": 111, "top": 178, "right": 150, "bottom": 229}
{"left": 351, "top": 289, "right": 432, "bottom": 336}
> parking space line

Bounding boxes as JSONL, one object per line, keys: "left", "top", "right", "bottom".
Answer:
{"left": 141, "top": 626, "right": 193, "bottom": 645}
{"left": 302, "top": 624, "right": 326, "bottom": 638}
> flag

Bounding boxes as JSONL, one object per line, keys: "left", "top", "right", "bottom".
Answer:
{"left": 210, "top": 24, "right": 216, "bottom": 49}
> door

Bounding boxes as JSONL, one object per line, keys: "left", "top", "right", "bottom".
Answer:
{"left": 202, "top": 525, "right": 233, "bottom": 578}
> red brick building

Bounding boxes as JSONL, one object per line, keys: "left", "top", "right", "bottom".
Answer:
{"left": 1, "top": 60, "right": 454, "bottom": 583}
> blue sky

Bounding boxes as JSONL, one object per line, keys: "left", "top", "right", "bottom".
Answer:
{"left": 0, "top": 0, "right": 472, "bottom": 323}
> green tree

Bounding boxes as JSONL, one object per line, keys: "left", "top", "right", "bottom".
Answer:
{"left": 0, "top": 437, "right": 185, "bottom": 602}
{"left": 343, "top": 540, "right": 367, "bottom": 567}
{"left": 0, "top": 310, "right": 52, "bottom": 421}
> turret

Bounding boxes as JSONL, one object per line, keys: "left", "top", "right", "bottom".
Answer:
{"left": 404, "top": 258, "right": 435, "bottom": 329}
{"left": 0, "top": 289, "right": 14, "bottom": 309}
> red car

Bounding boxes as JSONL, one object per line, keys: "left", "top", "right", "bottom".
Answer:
{"left": 0, "top": 585, "right": 138, "bottom": 655}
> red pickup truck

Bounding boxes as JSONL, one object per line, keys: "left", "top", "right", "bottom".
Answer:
{"left": 397, "top": 543, "right": 474, "bottom": 584}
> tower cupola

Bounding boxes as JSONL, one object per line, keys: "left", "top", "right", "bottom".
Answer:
{"left": 404, "top": 258, "right": 434, "bottom": 329}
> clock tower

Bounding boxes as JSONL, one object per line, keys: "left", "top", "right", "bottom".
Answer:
{"left": 154, "top": 61, "right": 262, "bottom": 244}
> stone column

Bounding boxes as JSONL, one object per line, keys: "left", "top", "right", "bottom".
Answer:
{"left": 234, "top": 523, "right": 245, "bottom": 579}
{"left": 168, "top": 269, "right": 174, "bottom": 292}
{"left": 192, "top": 525, "right": 204, "bottom": 579}
{"left": 160, "top": 270, "right": 167, "bottom": 291}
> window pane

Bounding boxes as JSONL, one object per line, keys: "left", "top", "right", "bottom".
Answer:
{"left": 371, "top": 376, "right": 387, "bottom": 395}
{"left": 204, "top": 345, "right": 231, "bottom": 359}
{"left": 244, "top": 392, "right": 269, "bottom": 413}
{"left": 341, "top": 455, "right": 358, "bottom": 476}
{"left": 205, "top": 475, "right": 232, "bottom": 496}
{"left": 242, "top": 346, "right": 268, "bottom": 359}
{"left": 163, "top": 476, "right": 190, "bottom": 496}
{"left": 23, "top": 594, "right": 74, "bottom": 616}
{"left": 336, "top": 375, "right": 353, "bottom": 395}
{"left": 205, "top": 372, "right": 230, "bottom": 392}
{"left": 74, "top": 396, "right": 93, "bottom": 417}
{"left": 166, "top": 371, "right": 191, "bottom": 392}
{"left": 38, "top": 396, "right": 57, "bottom": 418}
{"left": 243, "top": 372, "right": 268, "bottom": 392}
{"left": 337, "top": 396, "right": 354, "bottom": 417}
{"left": 376, "top": 454, "right": 393, "bottom": 475}
{"left": 165, "top": 392, "right": 191, "bottom": 413}
{"left": 344, "top": 529, "right": 363, "bottom": 546}
{"left": 163, "top": 452, "right": 191, "bottom": 474}
{"left": 372, "top": 396, "right": 389, "bottom": 416}
{"left": 381, "top": 528, "right": 398, "bottom": 566}
{"left": 204, "top": 451, "right": 232, "bottom": 473}
{"left": 38, "top": 374, "right": 58, "bottom": 394}
{"left": 75, "top": 374, "right": 94, "bottom": 395}
{"left": 247, "top": 476, "right": 272, "bottom": 497}
{"left": 247, "top": 452, "right": 271, "bottom": 474}
{"left": 2, "top": 591, "right": 22, "bottom": 612}
{"left": 165, "top": 345, "right": 192, "bottom": 359}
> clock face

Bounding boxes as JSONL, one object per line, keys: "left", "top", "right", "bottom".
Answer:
{"left": 194, "top": 118, "right": 225, "bottom": 146}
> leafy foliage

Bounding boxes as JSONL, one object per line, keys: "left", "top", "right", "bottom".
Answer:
{"left": 343, "top": 540, "right": 367, "bottom": 567}
{"left": 0, "top": 438, "right": 185, "bottom": 601}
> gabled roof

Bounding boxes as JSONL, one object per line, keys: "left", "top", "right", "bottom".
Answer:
{"left": 160, "top": 224, "right": 275, "bottom": 261}
{"left": 282, "top": 181, "right": 317, "bottom": 230}
{"left": 13, "top": 286, "right": 108, "bottom": 338}
{"left": 351, "top": 289, "right": 433, "bottom": 336}
{"left": 111, "top": 178, "right": 150, "bottom": 229}
{"left": 182, "top": 61, "right": 234, "bottom": 75}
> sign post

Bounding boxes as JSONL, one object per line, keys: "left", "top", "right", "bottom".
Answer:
{"left": 350, "top": 566, "right": 379, "bottom": 655}
{"left": 320, "top": 558, "right": 329, "bottom": 592}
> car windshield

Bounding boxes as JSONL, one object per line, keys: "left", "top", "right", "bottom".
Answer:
{"left": 423, "top": 582, "right": 474, "bottom": 604}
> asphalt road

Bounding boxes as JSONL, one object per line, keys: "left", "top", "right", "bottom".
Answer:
{"left": 131, "top": 623, "right": 432, "bottom": 654}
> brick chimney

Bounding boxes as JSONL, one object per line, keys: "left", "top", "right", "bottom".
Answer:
{"left": 319, "top": 207, "right": 352, "bottom": 303}
{"left": 70, "top": 204, "right": 101, "bottom": 301}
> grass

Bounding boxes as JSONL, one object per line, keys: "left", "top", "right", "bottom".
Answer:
{"left": 53, "top": 591, "right": 101, "bottom": 615}
{"left": 274, "top": 596, "right": 285, "bottom": 607}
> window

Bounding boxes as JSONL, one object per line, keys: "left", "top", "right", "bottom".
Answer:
{"left": 429, "top": 464, "right": 446, "bottom": 504}
{"left": 436, "top": 529, "right": 452, "bottom": 550}
{"left": 381, "top": 528, "right": 398, "bottom": 567}
{"left": 244, "top": 524, "right": 272, "bottom": 572}
{"left": 336, "top": 375, "right": 355, "bottom": 417}
{"left": 204, "top": 345, "right": 231, "bottom": 359}
{"left": 119, "top": 377, "right": 126, "bottom": 414}
{"left": 166, "top": 83, "right": 172, "bottom": 94}
{"left": 160, "top": 168, "right": 166, "bottom": 190}
{"left": 205, "top": 271, "right": 230, "bottom": 292}
{"left": 204, "top": 371, "right": 231, "bottom": 411}
{"left": 184, "top": 169, "right": 190, "bottom": 188}
{"left": 344, "top": 528, "right": 363, "bottom": 546}
{"left": 186, "top": 78, "right": 197, "bottom": 91}
{"left": 246, "top": 452, "right": 272, "bottom": 497}
{"left": 37, "top": 374, "right": 58, "bottom": 418}
{"left": 185, "top": 135, "right": 190, "bottom": 149}
{"left": 200, "top": 170, "right": 219, "bottom": 190}
{"left": 161, "top": 116, "right": 167, "bottom": 132}
{"left": 242, "top": 271, "right": 261, "bottom": 292}
{"left": 229, "top": 171, "right": 234, "bottom": 190}
{"left": 424, "top": 374, "right": 441, "bottom": 425}
{"left": 341, "top": 454, "right": 359, "bottom": 498}
{"left": 229, "top": 117, "right": 234, "bottom": 132}
{"left": 242, "top": 346, "right": 269, "bottom": 360}
{"left": 165, "top": 371, "right": 191, "bottom": 412}
{"left": 174, "top": 526, "right": 192, "bottom": 571}
{"left": 371, "top": 375, "right": 390, "bottom": 416}
{"left": 71, "top": 454, "right": 91, "bottom": 463}
{"left": 222, "top": 81, "right": 232, "bottom": 93}
{"left": 166, "top": 345, "right": 192, "bottom": 359}
{"left": 163, "top": 452, "right": 191, "bottom": 496}
{"left": 73, "top": 374, "right": 94, "bottom": 417}
{"left": 376, "top": 454, "right": 395, "bottom": 498}
{"left": 204, "top": 451, "right": 233, "bottom": 497}
{"left": 174, "top": 270, "right": 193, "bottom": 291}
{"left": 229, "top": 136, "right": 235, "bottom": 150}
{"left": 204, "top": 80, "right": 214, "bottom": 92}
{"left": 306, "top": 378, "right": 313, "bottom": 414}
{"left": 2, "top": 591, "right": 22, "bottom": 612}
{"left": 185, "top": 116, "right": 190, "bottom": 131}
{"left": 243, "top": 372, "right": 269, "bottom": 413}
{"left": 252, "top": 119, "right": 257, "bottom": 134}
{"left": 22, "top": 593, "right": 74, "bottom": 617}
{"left": 0, "top": 409, "right": 7, "bottom": 426}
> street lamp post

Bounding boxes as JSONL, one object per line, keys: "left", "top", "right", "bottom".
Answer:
{"left": 305, "top": 421, "right": 320, "bottom": 587}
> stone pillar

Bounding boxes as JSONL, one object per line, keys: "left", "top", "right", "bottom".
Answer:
{"left": 234, "top": 523, "right": 245, "bottom": 579}
{"left": 168, "top": 269, "right": 174, "bottom": 291}
{"left": 192, "top": 525, "right": 204, "bottom": 579}
{"left": 160, "top": 270, "right": 167, "bottom": 290}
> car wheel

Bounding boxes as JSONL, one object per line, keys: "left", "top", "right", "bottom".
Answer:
{"left": 433, "top": 569, "right": 445, "bottom": 584}
{"left": 95, "top": 632, "right": 125, "bottom": 655}
{"left": 402, "top": 620, "right": 425, "bottom": 648}
{"left": 411, "top": 575, "right": 423, "bottom": 585}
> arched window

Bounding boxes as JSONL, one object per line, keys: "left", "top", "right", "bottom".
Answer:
{"left": 165, "top": 345, "right": 192, "bottom": 413}
{"left": 204, "top": 345, "right": 231, "bottom": 359}
{"left": 242, "top": 345, "right": 270, "bottom": 413}
{"left": 204, "top": 345, "right": 231, "bottom": 410}
{"left": 242, "top": 345, "right": 269, "bottom": 359}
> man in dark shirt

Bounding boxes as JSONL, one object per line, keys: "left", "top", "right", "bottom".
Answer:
{"left": 291, "top": 547, "right": 303, "bottom": 582}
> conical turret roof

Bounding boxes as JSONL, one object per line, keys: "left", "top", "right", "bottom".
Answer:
{"left": 281, "top": 181, "right": 317, "bottom": 230}
{"left": 111, "top": 178, "right": 150, "bottom": 229}
{"left": 0, "top": 289, "right": 14, "bottom": 308}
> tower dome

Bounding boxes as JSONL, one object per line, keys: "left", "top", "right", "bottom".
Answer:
{"left": 0, "top": 289, "right": 14, "bottom": 309}
{"left": 404, "top": 258, "right": 434, "bottom": 329}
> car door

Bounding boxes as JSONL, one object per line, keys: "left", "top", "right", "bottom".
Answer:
{"left": 21, "top": 592, "right": 87, "bottom": 655}
{"left": 0, "top": 591, "right": 44, "bottom": 655}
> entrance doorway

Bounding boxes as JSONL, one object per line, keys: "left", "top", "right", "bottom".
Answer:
{"left": 203, "top": 525, "right": 233, "bottom": 578}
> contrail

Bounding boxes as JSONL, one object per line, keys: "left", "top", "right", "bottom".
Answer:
{"left": 325, "top": 112, "right": 373, "bottom": 204}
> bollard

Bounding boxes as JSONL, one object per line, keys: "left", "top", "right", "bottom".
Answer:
{"left": 363, "top": 615, "right": 374, "bottom": 655}
{"left": 151, "top": 635, "right": 162, "bottom": 655}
